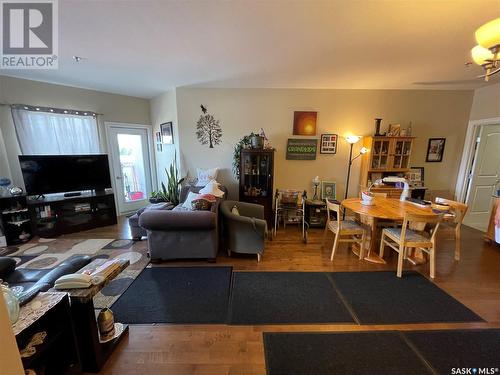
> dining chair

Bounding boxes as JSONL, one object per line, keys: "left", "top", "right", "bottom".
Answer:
{"left": 379, "top": 212, "right": 442, "bottom": 278}
{"left": 321, "top": 199, "right": 367, "bottom": 260}
{"left": 435, "top": 197, "right": 468, "bottom": 261}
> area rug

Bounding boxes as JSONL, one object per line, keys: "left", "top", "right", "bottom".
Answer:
{"left": 229, "top": 272, "right": 355, "bottom": 324}
{"left": 264, "top": 331, "right": 432, "bottom": 375}
{"left": 110, "top": 266, "right": 233, "bottom": 324}
{"left": 2, "top": 237, "right": 149, "bottom": 309}
{"left": 329, "top": 271, "right": 483, "bottom": 324}
{"left": 264, "top": 329, "right": 500, "bottom": 375}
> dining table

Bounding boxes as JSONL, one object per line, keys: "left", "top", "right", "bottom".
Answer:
{"left": 342, "top": 197, "right": 437, "bottom": 264}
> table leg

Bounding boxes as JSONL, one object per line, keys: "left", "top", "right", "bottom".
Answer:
{"left": 363, "top": 217, "right": 387, "bottom": 264}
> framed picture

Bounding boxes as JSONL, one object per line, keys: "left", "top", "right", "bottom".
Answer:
{"left": 388, "top": 124, "right": 401, "bottom": 136}
{"left": 293, "top": 111, "right": 317, "bottom": 136}
{"left": 160, "top": 122, "right": 174, "bottom": 144}
{"left": 321, "top": 181, "right": 336, "bottom": 200}
{"left": 320, "top": 134, "right": 338, "bottom": 154}
{"left": 426, "top": 138, "right": 446, "bottom": 162}
{"left": 286, "top": 138, "right": 318, "bottom": 160}
{"left": 407, "top": 167, "right": 424, "bottom": 187}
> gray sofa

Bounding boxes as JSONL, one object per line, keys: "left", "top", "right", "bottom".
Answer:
{"left": 129, "top": 202, "right": 175, "bottom": 239}
{"left": 138, "top": 185, "right": 227, "bottom": 261}
{"left": 220, "top": 200, "right": 267, "bottom": 261}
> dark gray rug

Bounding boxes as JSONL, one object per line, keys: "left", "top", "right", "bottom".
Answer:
{"left": 229, "top": 272, "right": 355, "bottom": 324}
{"left": 111, "top": 266, "right": 232, "bottom": 324}
{"left": 264, "top": 331, "right": 433, "bottom": 375}
{"left": 330, "top": 271, "right": 483, "bottom": 324}
{"left": 404, "top": 329, "right": 500, "bottom": 374}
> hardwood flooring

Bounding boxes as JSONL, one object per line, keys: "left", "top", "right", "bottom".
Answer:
{"left": 70, "top": 216, "right": 500, "bottom": 375}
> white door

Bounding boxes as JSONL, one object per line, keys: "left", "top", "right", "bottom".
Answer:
{"left": 107, "top": 124, "right": 153, "bottom": 215}
{"left": 463, "top": 124, "right": 500, "bottom": 231}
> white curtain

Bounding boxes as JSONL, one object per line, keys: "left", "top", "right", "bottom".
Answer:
{"left": 12, "top": 108, "right": 100, "bottom": 155}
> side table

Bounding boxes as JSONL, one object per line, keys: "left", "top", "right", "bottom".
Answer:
{"left": 51, "top": 258, "right": 130, "bottom": 373}
{"left": 305, "top": 199, "right": 328, "bottom": 228}
{"left": 13, "top": 292, "right": 81, "bottom": 374}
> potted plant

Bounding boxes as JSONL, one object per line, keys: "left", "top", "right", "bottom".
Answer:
{"left": 233, "top": 133, "right": 257, "bottom": 179}
{"left": 149, "top": 190, "right": 169, "bottom": 204}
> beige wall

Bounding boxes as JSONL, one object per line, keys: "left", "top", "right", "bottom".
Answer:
{"left": 176, "top": 88, "right": 474, "bottom": 199}
{"left": 149, "top": 89, "right": 180, "bottom": 189}
{"left": 0, "top": 75, "right": 151, "bottom": 187}
{"left": 469, "top": 83, "right": 500, "bottom": 121}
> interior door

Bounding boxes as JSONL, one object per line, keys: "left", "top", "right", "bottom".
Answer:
{"left": 107, "top": 125, "right": 153, "bottom": 215}
{"left": 463, "top": 124, "right": 500, "bottom": 231}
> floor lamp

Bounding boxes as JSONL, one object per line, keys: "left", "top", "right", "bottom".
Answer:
{"left": 344, "top": 135, "right": 368, "bottom": 218}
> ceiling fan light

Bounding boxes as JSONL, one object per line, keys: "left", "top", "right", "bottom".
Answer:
{"left": 475, "top": 18, "right": 500, "bottom": 50}
{"left": 471, "top": 45, "right": 494, "bottom": 66}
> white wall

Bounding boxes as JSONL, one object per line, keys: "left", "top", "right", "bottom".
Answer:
{"left": 149, "top": 89, "right": 180, "bottom": 189}
{"left": 176, "top": 87, "right": 474, "bottom": 199}
{"left": 0, "top": 75, "right": 151, "bottom": 187}
{"left": 469, "top": 82, "right": 500, "bottom": 121}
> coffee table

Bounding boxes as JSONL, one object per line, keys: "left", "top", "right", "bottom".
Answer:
{"left": 51, "top": 258, "right": 130, "bottom": 373}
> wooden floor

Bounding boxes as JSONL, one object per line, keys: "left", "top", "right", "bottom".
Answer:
{"left": 73, "top": 216, "right": 500, "bottom": 375}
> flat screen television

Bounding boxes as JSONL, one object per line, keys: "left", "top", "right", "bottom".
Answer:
{"left": 19, "top": 154, "right": 112, "bottom": 195}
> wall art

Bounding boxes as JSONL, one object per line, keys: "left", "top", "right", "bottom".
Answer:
{"left": 196, "top": 104, "right": 222, "bottom": 148}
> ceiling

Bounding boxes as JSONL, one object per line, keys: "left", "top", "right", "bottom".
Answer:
{"left": 1, "top": 0, "right": 498, "bottom": 98}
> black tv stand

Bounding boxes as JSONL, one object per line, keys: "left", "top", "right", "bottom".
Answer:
{"left": 64, "top": 192, "right": 82, "bottom": 197}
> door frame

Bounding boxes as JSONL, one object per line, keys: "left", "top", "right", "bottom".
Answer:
{"left": 105, "top": 122, "right": 157, "bottom": 215}
{"left": 455, "top": 116, "right": 500, "bottom": 203}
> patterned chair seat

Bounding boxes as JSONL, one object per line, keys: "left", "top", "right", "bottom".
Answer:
{"left": 328, "top": 219, "right": 363, "bottom": 233}
{"left": 384, "top": 227, "right": 431, "bottom": 244}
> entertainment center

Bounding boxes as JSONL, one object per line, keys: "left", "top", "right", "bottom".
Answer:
{"left": 0, "top": 154, "right": 117, "bottom": 245}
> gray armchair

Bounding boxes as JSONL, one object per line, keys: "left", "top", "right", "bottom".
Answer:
{"left": 220, "top": 200, "right": 267, "bottom": 262}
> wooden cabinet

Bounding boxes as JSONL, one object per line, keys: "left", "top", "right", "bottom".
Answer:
{"left": 359, "top": 136, "right": 415, "bottom": 189}
{"left": 239, "top": 149, "right": 275, "bottom": 227}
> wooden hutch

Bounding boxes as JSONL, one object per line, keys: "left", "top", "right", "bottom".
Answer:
{"left": 359, "top": 136, "right": 415, "bottom": 198}
{"left": 239, "top": 148, "right": 275, "bottom": 227}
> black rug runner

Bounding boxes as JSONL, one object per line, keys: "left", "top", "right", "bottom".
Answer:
{"left": 264, "top": 329, "right": 500, "bottom": 375}
{"left": 330, "top": 271, "right": 483, "bottom": 324}
{"left": 229, "top": 272, "right": 354, "bottom": 324}
{"left": 111, "top": 266, "right": 232, "bottom": 324}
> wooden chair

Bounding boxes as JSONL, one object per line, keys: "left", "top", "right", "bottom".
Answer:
{"left": 321, "top": 199, "right": 367, "bottom": 260}
{"left": 435, "top": 197, "right": 468, "bottom": 261}
{"left": 379, "top": 212, "right": 442, "bottom": 278}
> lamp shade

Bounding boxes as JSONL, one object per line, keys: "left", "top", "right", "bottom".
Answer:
{"left": 475, "top": 18, "right": 500, "bottom": 50}
{"left": 360, "top": 147, "right": 369, "bottom": 154}
{"left": 471, "top": 45, "right": 494, "bottom": 66}
{"left": 345, "top": 135, "right": 361, "bottom": 144}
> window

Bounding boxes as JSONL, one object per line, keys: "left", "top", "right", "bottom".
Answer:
{"left": 12, "top": 107, "right": 100, "bottom": 155}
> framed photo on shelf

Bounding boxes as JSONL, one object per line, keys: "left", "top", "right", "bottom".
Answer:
{"left": 321, "top": 181, "right": 336, "bottom": 200}
{"left": 160, "top": 122, "right": 174, "bottom": 144}
{"left": 407, "top": 167, "right": 424, "bottom": 187}
{"left": 387, "top": 124, "right": 401, "bottom": 136}
{"left": 320, "top": 134, "right": 338, "bottom": 154}
{"left": 426, "top": 138, "right": 446, "bottom": 162}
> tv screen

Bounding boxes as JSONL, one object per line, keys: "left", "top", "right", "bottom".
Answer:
{"left": 19, "top": 155, "right": 112, "bottom": 195}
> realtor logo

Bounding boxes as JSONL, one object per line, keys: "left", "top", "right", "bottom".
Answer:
{"left": 1, "top": 0, "right": 58, "bottom": 69}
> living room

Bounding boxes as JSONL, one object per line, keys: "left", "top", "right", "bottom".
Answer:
{"left": 1, "top": 1, "right": 500, "bottom": 374}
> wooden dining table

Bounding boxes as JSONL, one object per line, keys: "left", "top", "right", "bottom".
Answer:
{"left": 342, "top": 197, "right": 436, "bottom": 264}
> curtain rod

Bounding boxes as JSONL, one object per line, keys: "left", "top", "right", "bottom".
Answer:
{"left": 0, "top": 102, "right": 104, "bottom": 116}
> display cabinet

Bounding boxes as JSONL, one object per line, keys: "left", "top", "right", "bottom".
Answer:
{"left": 239, "top": 149, "right": 275, "bottom": 227}
{"left": 359, "top": 136, "right": 415, "bottom": 190}
{"left": 0, "top": 195, "right": 32, "bottom": 246}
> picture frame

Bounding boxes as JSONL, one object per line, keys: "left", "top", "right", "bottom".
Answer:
{"left": 321, "top": 181, "right": 336, "bottom": 200}
{"left": 387, "top": 124, "right": 401, "bottom": 136}
{"left": 160, "top": 122, "right": 174, "bottom": 144}
{"left": 320, "top": 134, "right": 338, "bottom": 154}
{"left": 286, "top": 138, "right": 318, "bottom": 160}
{"left": 407, "top": 167, "right": 424, "bottom": 187}
{"left": 293, "top": 111, "right": 317, "bottom": 136}
{"left": 426, "top": 138, "right": 446, "bottom": 162}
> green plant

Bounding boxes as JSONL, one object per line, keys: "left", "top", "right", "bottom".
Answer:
{"left": 232, "top": 132, "right": 256, "bottom": 179}
{"left": 150, "top": 190, "right": 168, "bottom": 201}
{"left": 161, "top": 152, "right": 184, "bottom": 205}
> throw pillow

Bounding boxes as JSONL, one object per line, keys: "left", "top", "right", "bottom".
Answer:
{"left": 199, "top": 180, "right": 225, "bottom": 198}
{"left": 196, "top": 167, "right": 219, "bottom": 186}
{"left": 231, "top": 205, "right": 240, "bottom": 216}
{"left": 182, "top": 192, "right": 200, "bottom": 210}
{"left": 191, "top": 198, "right": 212, "bottom": 211}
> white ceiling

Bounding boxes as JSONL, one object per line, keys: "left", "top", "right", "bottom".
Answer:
{"left": 1, "top": 0, "right": 498, "bottom": 98}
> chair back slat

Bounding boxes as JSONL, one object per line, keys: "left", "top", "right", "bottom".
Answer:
{"left": 435, "top": 197, "right": 468, "bottom": 223}
{"left": 325, "top": 198, "right": 341, "bottom": 228}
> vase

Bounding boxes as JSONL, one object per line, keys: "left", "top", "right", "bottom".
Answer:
{"left": 97, "top": 308, "right": 115, "bottom": 341}
{"left": 374, "top": 118, "right": 383, "bottom": 136}
{"left": 250, "top": 135, "right": 264, "bottom": 149}
{"left": 1, "top": 282, "right": 20, "bottom": 324}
